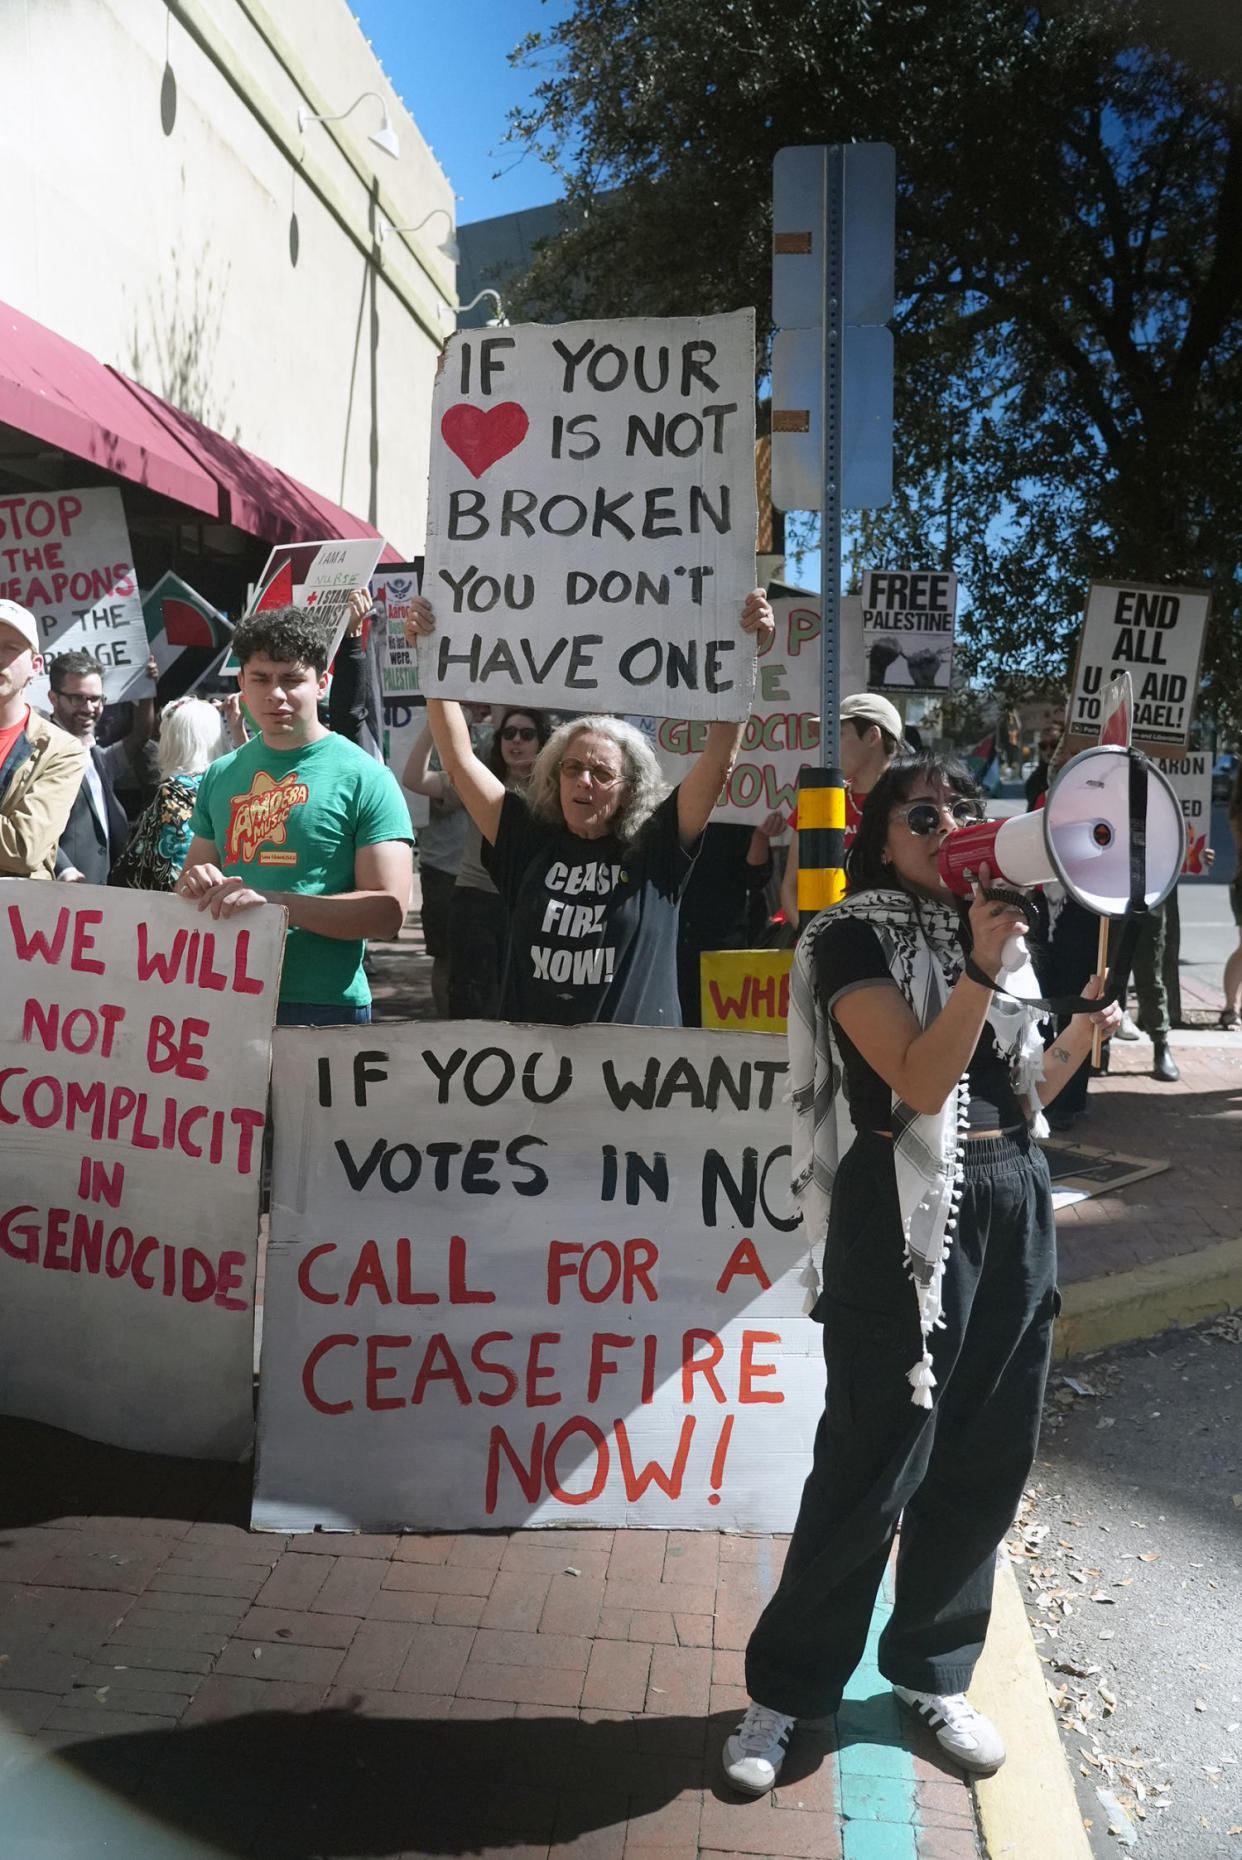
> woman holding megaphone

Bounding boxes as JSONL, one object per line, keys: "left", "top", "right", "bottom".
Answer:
{"left": 724, "top": 752, "right": 1120, "bottom": 1793}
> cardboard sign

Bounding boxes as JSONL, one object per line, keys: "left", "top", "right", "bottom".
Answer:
{"left": 0, "top": 487, "right": 146, "bottom": 705}
{"left": 1069, "top": 581, "right": 1210, "bottom": 751}
{"left": 422, "top": 312, "right": 759, "bottom": 720}
{"left": 647, "top": 591, "right": 867, "bottom": 825}
{"left": 382, "top": 696, "right": 430, "bottom": 830}
{"left": 252, "top": 1023, "right": 821, "bottom": 1532}
{"left": 373, "top": 562, "right": 423, "bottom": 697}
{"left": 860, "top": 570, "right": 957, "bottom": 692}
{"left": 0, "top": 883, "right": 283, "bottom": 1458}
{"left": 218, "top": 538, "right": 385, "bottom": 676}
{"left": 1163, "top": 750, "right": 1213, "bottom": 876}
{"left": 700, "top": 950, "right": 793, "bottom": 1032}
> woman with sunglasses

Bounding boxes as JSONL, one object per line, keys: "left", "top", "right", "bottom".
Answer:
{"left": 405, "top": 589, "right": 774, "bottom": 1025}
{"left": 724, "top": 752, "right": 1120, "bottom": 1791}
{"left": 448, "top": 707, "right": 550, "bottom": 1018}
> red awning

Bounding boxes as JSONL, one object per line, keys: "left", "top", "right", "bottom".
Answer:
{"left": 0, "top": 301, "right": 221, "bottom": 517}
{"left": 115, "top": 371, "right": 399, "bottom": 559}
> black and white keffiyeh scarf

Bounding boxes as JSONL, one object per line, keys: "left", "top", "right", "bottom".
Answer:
{"left": 789, "top": 888, "right": 1047, "bottom": 1408}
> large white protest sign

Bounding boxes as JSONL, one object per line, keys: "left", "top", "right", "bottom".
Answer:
{"left": 1069, "top": 581, "right": 1210, "bottom": 751}
{"left": 253, "top": 1022, "right": 822, "bottom": 1532}
{"left": 0, "top": 883, "right": 283, "bottom": 1458}
{"left": 373, "top": 563, "right": 422, "bottom": 697}
{"left": 0, "top": 487, "right": 146, "bottom": 705}
{"left": 860, "top": 570, "right": 957, "bottom": 693}
{"left": 1163, "top": 750, "right": 1214, "bottom": 877}
{"left": 423, "top": 312, "right": 759, "bottom": 720}
{"left": 219, "top": 538, "right": 386, "bottom": 677}
{"left": 647, "top": 591, "right": 868, "bottom": 824}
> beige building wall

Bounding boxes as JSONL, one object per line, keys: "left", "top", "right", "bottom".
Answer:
{"left": 0, "top": 0, "right": 454, "bottom": 555}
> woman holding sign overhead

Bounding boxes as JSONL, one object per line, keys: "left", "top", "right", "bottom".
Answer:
{"left": 404, "top": 589, "right": 774, "bottom": 1026}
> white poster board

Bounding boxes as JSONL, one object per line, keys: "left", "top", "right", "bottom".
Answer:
{"left": 423, "top": 312, "right": 759, "bottom": 719}
{"left": 373, "top": 563, "right": 422, "bottom": 697}
{"left": 253, "top": 1023, "right": 822, "bottom": 1532}
{"left": 0, "top": 882, "right": 284, "bottom": 1458}
{"left": 383, "top": 696, "right": 430, "bottom": 829}
{"left": 860, "top": 570, "right": 957, "bottom": 692}
{"left": 0, "top": 487, "right": 146, "bottom": 705}
{"left": 646, "top": 591, "right": 866, "bottom": 824}
{"left": 1069, "top": 582, "right": 1210, "bottom": 751}
{"left": 1163, "top": 750, "right": 1213, "bottom": 877}
{"left": 220, "top": 538, "right": 386, "bottom": 677}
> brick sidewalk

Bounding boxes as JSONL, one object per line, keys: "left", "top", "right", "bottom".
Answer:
{"left": 0, "top": 1426, "right": 981, "bottom": 1858}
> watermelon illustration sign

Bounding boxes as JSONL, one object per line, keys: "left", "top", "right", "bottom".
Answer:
{"left": 422, "top": 311, "right": 759, "bottom": 719}
{"left": 119, "top": 571, "right": 232, "bottom": 698}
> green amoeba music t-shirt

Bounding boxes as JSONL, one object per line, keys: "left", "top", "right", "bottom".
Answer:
{"left": 189, "top": 731, "right": 413, "bottom": 1007}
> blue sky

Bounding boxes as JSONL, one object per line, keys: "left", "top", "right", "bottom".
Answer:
{"left": 350, "top": 0, "right": 574, "bottom": 224}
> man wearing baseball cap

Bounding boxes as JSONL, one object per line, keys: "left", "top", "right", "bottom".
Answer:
{"left": 780, "top": 691, "right": 906, "bottom": 931}
{"left": 0, "top": 600, "right": 86, "bottom": 878}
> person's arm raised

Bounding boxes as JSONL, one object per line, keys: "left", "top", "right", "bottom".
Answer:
{"left": 676, "top": 589, "right": 774, "bottom": 846}
{"left": 832, "top": 878, "right": 1029, "bottom": 1116}
{"left": 404, "top": 597, "right": 507, "bottom": 843}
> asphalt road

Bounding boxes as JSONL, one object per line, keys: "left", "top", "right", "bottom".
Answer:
{"left": 1012, "top": 1315, "right": 1242, "bottom": 1858}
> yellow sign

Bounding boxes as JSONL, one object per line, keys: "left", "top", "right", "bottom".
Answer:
{"left": 700, "top": 949, "right": 793, "bottom": 1033}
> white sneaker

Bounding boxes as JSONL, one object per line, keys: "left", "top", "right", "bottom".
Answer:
{"left": 893, "top": 1685, "right": 1006, "bottom": 1772}
{"left": 1115, "top": 1011, "right": 1141, "bottom": 1040}
{"left": 722, "top": 1701, "right": 797, "bottom": 1794}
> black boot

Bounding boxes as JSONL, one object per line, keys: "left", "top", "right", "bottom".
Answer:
{"left": 1151, "top": 1041, "right": 1180, "bottom": 1082}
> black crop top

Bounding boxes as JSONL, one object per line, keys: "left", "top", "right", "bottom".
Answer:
{"left": 812, "top": 915, "right": 1027, "bottom": 1132}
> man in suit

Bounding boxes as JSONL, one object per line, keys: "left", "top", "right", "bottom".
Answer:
{"left": 49, "top": 649, "right": 156, "bottom": 884}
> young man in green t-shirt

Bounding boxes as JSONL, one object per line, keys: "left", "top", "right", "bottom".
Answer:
{"left": 179, "top": 605, "right": 413, "bottom": 1025}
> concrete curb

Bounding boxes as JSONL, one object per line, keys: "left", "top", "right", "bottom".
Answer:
{"left": 1054, "top": 1236, "right": 1242, "bottom": 1359}
{"left": 970, "top": 1551, "right": 1092, "bottom": 1860}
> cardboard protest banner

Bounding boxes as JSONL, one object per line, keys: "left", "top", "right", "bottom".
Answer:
{"left": 1068, "top": 581, "right": 1210, "bottom": 752}
{"left": 0, "top": 883, "right": 284, "bottom": 1458}
{"left": 422, "top": 312, "right": 759, "bottom": 720}
{"left": 218, "top": 538, "right": 386, "bottom": 676}
{"left": 700, "top": 950, "right": 793, "bottom": 1033}
{"left": 646, "top": 590, "right": 867, "bottom": 825}
{"left": 0, "top": 487, "right": 146, "bottom": 705}
{"left": 253, "top": 1022, "right": 822, "bottom": 1532}
{"left": 382, "top": 696, "right": 430, "bottom": 830}
{"left": 860, "top": 570, "right": 957, "bottom": 693}
{"left": 1163, "top": 750, "right": 1214, "bottom": 876}
{"left": 372, "top": 562, "right": 422, "bottom": 697}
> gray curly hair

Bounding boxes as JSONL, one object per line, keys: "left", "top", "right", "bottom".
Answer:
{"left": 525, "top": 716, "right": 669, "bottom": 844}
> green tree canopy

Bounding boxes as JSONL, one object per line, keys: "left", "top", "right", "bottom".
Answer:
{"left": 508, "top": 0, "right": 1242, "bottom": 714}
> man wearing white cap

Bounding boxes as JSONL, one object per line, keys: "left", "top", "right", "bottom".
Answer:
{"left": 781, "top": 692, "right": 906, "bottom": 931}
{"left": 0, "top": 600, "right": 86, "bottom": 878}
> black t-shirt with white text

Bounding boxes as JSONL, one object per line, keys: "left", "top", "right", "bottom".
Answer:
{"left": 483, "top": 788, "right": 694, "bottom": 1026}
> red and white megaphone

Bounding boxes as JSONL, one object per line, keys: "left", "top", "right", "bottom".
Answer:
{"left": 938, "top": 746, "right": 1186, "bottom": 966}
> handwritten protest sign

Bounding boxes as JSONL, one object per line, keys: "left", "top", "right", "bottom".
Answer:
{"left": 1069, "top": 581, "right": 1210, "bottom": 752}
{"left": 253, "top": 1023, "right": 821, "bottom": 1532}
{"left": 217, "top": 538, "right": 385, "bottom": 677}
{"left": 373, "top": 563, "right": 422, "bottom": 696}
{"left": 1163, "top": 751, "right": 1214, "bottom": 876}
{"left": 700, "top": 950, "right": 793, "bottom": 1033}
{"left": 0, "top": 487, "right": 145, "bottom": 706}
{"left": 382, "top": 696, "right": 430, "bottom": 830}
{"left": 860, "top": 571, "right": 957, "bottom": 692}
{"left": 0, "top": 883, "right": 283, "bottom": 1458}
{"left": 423, "top": 312, "right": 759, "bottom": 720}
{"left": 647, "top": 592, "right": 867, "bottom": 824}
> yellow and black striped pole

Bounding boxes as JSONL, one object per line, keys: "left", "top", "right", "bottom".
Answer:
{"left": 796, "top": 765, "right": 847, "bottom": 917}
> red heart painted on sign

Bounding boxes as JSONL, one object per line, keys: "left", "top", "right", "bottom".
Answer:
{"left": 440, "top": 402, "right": 529, "bottom": 479}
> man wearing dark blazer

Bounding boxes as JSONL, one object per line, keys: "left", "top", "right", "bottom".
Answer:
{"left": 49, "top": 649, "right": 156, "bottom": 884}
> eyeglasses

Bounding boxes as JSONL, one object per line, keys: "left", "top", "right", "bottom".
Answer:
{"left": 561, "top": 757, "right": 624, "bottom": 787}
{"left": 893, "top": 798, "right": 984, "bottom": 836}
{"left": 56, "top": 692, "right": 105, "bottom": 708}
{"left": 501, "top": 725, "right": 537, "bottom": 742}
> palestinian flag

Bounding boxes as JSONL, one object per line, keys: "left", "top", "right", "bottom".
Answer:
{"left": 962, "top": 729, "right": 1002, "bottom": 794}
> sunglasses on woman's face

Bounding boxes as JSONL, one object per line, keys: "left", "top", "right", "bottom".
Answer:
{"left": 501, "top": 726, "right": 537, "bottom": 741}
{"left": 893, "top": 798, "right": 984, "bottom": 836}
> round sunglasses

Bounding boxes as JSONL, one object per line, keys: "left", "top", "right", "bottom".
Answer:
{"left": 892, "top": 798, "right": 984, "bottom": 836}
